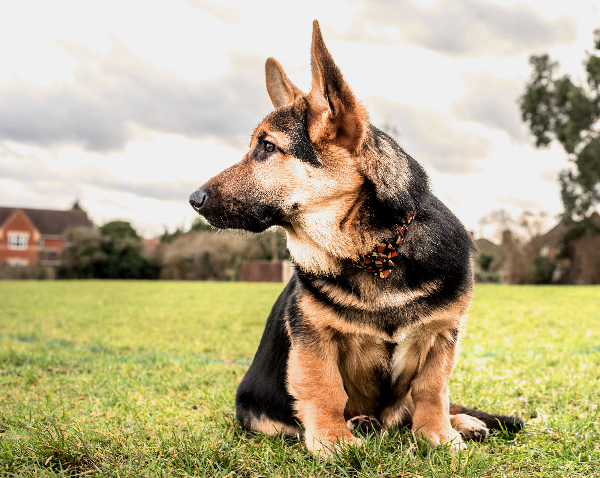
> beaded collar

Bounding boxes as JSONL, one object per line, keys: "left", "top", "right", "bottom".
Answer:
{"left": 353, "top": 211, "right": 416, "bottom": 278}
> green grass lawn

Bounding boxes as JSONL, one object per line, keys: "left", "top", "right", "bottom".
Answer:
{"left": 0, "top": 281, "right": 599, "bottom": 477}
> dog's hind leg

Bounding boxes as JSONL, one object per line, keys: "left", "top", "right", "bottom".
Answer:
{"left": 449, "top": 403, "right": 524, "bottom": 435}
{"left": 235, "top": 406, "right": 299, "bottom": 436}
{"left": 449, "top": 412, "right": 489, "bottom": 441}
{"left": 346, "top": 415, "right": 383, "bottom": 436}
{"left": 235, "top": 340, "right": 300, "bottom": 437}
{"left": 379, "top": 395, "right": 521, "bottom": 442}
{"left": 235, "top": 280, "right": 300, "bottom": 436}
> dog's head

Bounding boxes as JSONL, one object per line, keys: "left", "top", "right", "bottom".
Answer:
{"left": 190, "top": 21, "right": 428, "bottom": 273}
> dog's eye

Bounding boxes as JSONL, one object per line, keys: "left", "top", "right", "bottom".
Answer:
{"left": 253, "top": 139, "right": 278, "bottom": 162}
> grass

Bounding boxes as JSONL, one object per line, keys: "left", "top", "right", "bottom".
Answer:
{"left": 0, "top": 281, "right": 599, "bottom": 477}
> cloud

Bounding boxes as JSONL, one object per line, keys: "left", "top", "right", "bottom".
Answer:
{"left": 332, "top": 0, "right": 577, "bottom": 57}
{"left": 185, "top": 0, "right": 244, "bottom": 25}
{"left": 0, "top": 40, "right": 273, "bottom": 153}
{"left": 538, "top": 169, "right": 560, "bottom": 184}
{"left": 0, "top": 145, "right": 198, "bottom": 202}
{"left": 498, "top": 196, "right": 544, "bottom": 210}
{"left": 452, "top": 72, "right": 529, "bottom": 143}
{"left": 366, "top": 96, "right": 492, "bottom": 174}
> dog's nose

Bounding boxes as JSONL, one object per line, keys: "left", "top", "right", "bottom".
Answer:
{"left": 189, "top": 187, "right": 208, "bottom": 213}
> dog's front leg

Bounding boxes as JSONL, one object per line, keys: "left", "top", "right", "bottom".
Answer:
{"left": 410, "top": 326, "right": 464, "bottom": 451}
{"left": 287, "top": 341, "right": 357, "bottom": 457}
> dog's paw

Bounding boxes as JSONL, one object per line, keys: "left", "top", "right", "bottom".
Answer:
{"left": 347, "top": 415, "right": 383, "bottom": 436}
{"left": 445, "top": 429, "right": 467, "bottom": 452}
{"left": 306, "top": 433, "right": 362, "bottom": 459}
{"left": 451, "top": 414, "right": 489, "bottom": 442}
{"left": 414, "top": 426, "right": 467, "bottom": 452}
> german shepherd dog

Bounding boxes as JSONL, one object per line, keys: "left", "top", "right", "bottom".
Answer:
{"left": 189, "top": 21, "right": 523, "bottom": 456}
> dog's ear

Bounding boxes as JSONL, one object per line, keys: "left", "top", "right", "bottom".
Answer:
{"left": 307, "top": 20, "right": 367, "bottom": 152}
{"left": 265, "top": 57, "right": 303, "bottom": 109}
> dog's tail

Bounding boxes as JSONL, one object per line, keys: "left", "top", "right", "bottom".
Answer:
{"left": 450, "top": 403, "right": 525, "bottom": 433}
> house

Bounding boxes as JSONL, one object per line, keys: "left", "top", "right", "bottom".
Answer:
{"left": 536, "top": 212, "right": 600, "bottom": 284}
{"left": 0, "top": 206, "right": 93, "bottom": 267}
{"left": 473, "top": 212, "right": 600, "bottom": 285}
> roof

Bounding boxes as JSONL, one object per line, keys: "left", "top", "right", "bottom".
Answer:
{"left": 474, "top": 237, "right": 500, "bottom": 255}
{"left": 0, "top": 207, "right": 93, "bottom": 235}
{"left": 539, "top": 222, "right": 568, "bottom": 249}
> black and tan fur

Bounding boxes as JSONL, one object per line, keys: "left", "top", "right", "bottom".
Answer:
{"left": 189, "top": 21, "right": 523, "bottom": 456}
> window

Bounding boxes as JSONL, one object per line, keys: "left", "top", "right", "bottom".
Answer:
{"left": 6, "top": 258, "right": 28, "bottom": 267}
{"left": 8, "top": 233, "right": 28, "bottom": 250}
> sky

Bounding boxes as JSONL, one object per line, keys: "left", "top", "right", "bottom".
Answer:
{"left": 1, "top": 0, "right": 599, "bottom": 239}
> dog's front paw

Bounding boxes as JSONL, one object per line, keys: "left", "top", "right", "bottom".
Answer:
{"left": 444, "top": 429, "right": 467, "bottom": 452}
{"left": 305, "top": 431, "right": 362, "bottom": 459}
{"left": 451, "top": 414, "right": 489, "bottom": 442}
{"left": 415, "top": 425, "right": 466, "bottom": 452}
{"left": 347, "top": 415, "right": 383, "bottom": 436}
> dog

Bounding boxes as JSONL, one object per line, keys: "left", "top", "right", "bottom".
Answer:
{"left": 189, "top": 20, "right": 524, "bottom": 456}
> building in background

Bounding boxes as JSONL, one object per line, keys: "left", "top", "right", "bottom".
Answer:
{"left": 239, "top": 260, "right": 295, "bottom": 283}
{"left": 0, "top": 206, "right": 92, "bottom": 267}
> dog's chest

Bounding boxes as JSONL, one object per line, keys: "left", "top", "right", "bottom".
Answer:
{"left": 336, "top": 323, "right": 421, "bottom": 383}
{"left": 334, "top": 325, "right": 427, "bottom": 416}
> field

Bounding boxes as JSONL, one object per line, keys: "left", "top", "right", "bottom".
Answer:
{"left": 0, "top": 281, "right": 599, "bottom": 477}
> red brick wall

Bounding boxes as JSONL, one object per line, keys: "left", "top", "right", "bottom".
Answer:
{"left": 239, "top": 261, "right": 283, "bottom": 282}
{"left": 42, "top": 238, "right": 65, "bottom": 250}
{"left": 0, "top": 210, "right": 40, "bottom": 266}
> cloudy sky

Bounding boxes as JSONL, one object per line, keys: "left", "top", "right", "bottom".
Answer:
{"left": 1, "top": 0, "right": 598, "bottom": 238}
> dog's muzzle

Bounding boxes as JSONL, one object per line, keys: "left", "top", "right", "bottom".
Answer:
{"left": 189, "top": 187, "right": 208, "bottom": 213}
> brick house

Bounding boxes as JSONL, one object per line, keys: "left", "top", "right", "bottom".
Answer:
{"left": 0, "top": 206, "right": 92, "bottom": 267}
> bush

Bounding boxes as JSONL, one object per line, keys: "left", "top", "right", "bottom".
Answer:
{"left": 58, "top": 223, "right": 161, "bottom": 279}
{"left": 0, "top": 264, "right": 55, "bottom": 280}
{"left": 477, "top": 253, "right": 495, "bottom": 272}
{"left": 157, "top": 228, "right": 288, "bottom": 281}
{"left": 528, "top": 255, "right": 555, "bottom": 284}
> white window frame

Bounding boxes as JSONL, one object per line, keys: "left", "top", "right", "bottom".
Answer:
{"left": 6, "top": 258, "right": 28, "bottom": 267}
{"left": 8, "top": 233, "right": 29, "bottom": 250}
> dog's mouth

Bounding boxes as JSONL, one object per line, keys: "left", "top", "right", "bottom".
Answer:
{"left": 189, "top": 186, "right": 285, "bottom": 233}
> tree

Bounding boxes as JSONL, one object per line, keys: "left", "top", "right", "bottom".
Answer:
{"left": 99, "top": 221, "right": 140, "bottom": 241}
{"left": 59, "top": 221, "right": 161, "bottom": 279}
{"left": 160, "top": 227, "right": 185, "bottom": 244}
{"left": 520, "top": 28, "right": 600, "bottom": 225}
{"left": 57, "top": 227, "right": 107, "bottom": 279}
{"left": 477, "top": 208, "right": 549, "bottom": 243}
{"left": 189, "top": 216, "right": 215, "bottom": 232}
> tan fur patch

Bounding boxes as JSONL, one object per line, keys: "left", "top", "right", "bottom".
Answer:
{"left": 287, "top": 342, "right": 356, "bottom": 453}
{"left": 299, "top": 293, "right": 388, "bottom": 340}
{"left": 298, "top": 293, "right": 390, "bottom": 419}
{"left": 377, "top": 292, "right": 472, "bottom": 439}
{"left": 337, "top": 333, "right": 389, "bottom": 419}
{"left": 407, "top": 292, "right": 472, "bottom": 447}
{"left": 313, "top": 277, "right": 441, "bottom": 313}
{"left": 246, "top": 414, "right": 300, "bottom": 437}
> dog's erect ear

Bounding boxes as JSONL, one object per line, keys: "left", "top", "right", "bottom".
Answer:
{"left": 307, "top": 20, "right": 367, "bottom": 152}
{"left": 265, "top": 57, "right": 303, "bottom": 109}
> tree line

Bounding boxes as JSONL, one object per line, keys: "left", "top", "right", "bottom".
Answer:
{"left": 58, "top": 217, "right": 289, "bottom": 281}
{"left": 58, "top": 221, "right": 162, "bottom": 279}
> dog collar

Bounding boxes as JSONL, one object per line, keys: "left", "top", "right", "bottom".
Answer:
{"left": 354, "top": 211, "right": 416, "bottom": 278}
